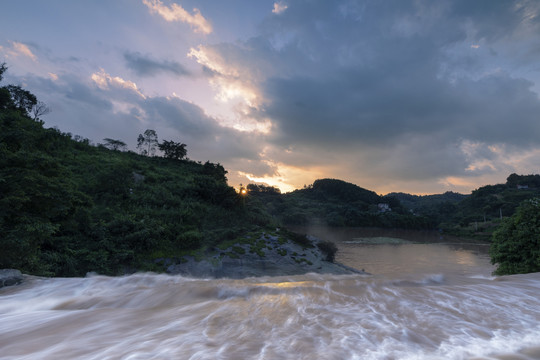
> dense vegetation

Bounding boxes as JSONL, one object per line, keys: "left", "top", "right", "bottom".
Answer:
{"left": 247, "top": 179, "right": 435, "bottom": 229}
{"left": 435, "top": 175, "right": 540, "bottom": 240}
{"left": 246, "top": 174, "right": 540, "bottom": 238}
{"left": 489, "top": 198, "right": 540, "bottom": 275}
{"left": 386, "top": 177, "right": 540, "bottom": 240}
{"left": 388, "top": 192, "right": 467, "bottom": 225}
{"left": 0, "top": 64, "right": 274, "bottom": 276}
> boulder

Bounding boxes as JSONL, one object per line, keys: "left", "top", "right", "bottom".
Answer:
{"left": 0, "top": 269, "right": 24, "bottom": 288}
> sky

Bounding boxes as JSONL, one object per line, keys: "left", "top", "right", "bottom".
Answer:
{"left": 1, "top": 0, "right": 540, "bottom": 195}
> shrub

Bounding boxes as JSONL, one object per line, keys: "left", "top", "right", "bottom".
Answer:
{"left": 317, "top": 240, "right": 338, "bottom": 263}
{"left": 179, "top": 230, "right": 202, "bottom": 250}
{"left": 288, "top": 232, "right": 314, "bottom": 248}
{"left": 489, "top": 198, "right": 540, "bottom": 275}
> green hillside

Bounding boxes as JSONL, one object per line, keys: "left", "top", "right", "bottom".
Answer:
{"left": 0, "top": 65, "right": 275, "bottom": 276}
{"left": 439, "top": 175, "right": 540, "bottom": 239}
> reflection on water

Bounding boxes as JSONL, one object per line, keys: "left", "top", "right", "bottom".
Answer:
{"left": 338, "top": 243, "right": 493, "bottom": 278}
{"left": 294, "top": 226, "right": 495, "bottom": 278}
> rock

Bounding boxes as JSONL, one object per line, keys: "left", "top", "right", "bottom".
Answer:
{"left": 165, "top": 233, "right": 367, "bottom": 279}
{"left": 0, "top": 269, "right": 24, "bottom": 288}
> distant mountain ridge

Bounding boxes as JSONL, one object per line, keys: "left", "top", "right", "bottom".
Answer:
{"left": 248, "top": 175, "right": 540, "bottom": 239}
{"left": 249, "top": 178, "right": 436, "bottom": 229}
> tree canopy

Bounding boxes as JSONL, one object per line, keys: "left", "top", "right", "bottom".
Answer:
{"left": 0, "top": 62, "right": 6, "bottom": 81}
{"left": 489, "top": 198, "right": 540, "bottom": 275}
{"left": 137, "top": 129, "right": 158, "bottom": 156}
{"left": 103, "top": 138, "right": 127, "bottom": 151}
{"left": 5, "top": 85, "right": 37, "bottom": 114}
{"left": 158, "top": 140, "right": 187, "bottom": 160}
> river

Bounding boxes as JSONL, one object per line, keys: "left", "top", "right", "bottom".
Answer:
{"left": 1, "top": 228, "right": 539, "bottom": 360}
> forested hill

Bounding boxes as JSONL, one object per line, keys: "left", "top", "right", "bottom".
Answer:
{"left": 0, "top": 64, "right": 274, "bottom": 277}
{"left": 247, "top": 179, "right": 436, "bottom": 229}
{"left": 248, "top": 175, "right": 540, "bottom": 239}
{"left": 387, "top": 192, "right": 467, "bottom": 212}
{"left": 386, "top": 191, "right": 468, "bottom": 225}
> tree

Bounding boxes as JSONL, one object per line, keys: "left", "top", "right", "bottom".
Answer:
{"left": 489, "top": 198, "right": 540, "bottom": 275}
{"left": 0, "top": 63, "right": 13, "bottom": 109}
{"left": 158, "top": 140, "right": 187, "bottom": 160}
{"left": 136, "top": 129, "right": 158, "bottom": 156}
{"left": 5, "top": 85, "right": 37, "bottom": 114}
{"left": 0, "top": 62, "right": 6, "bottom": 82}
{"left": 31, "top": 101, "right": 51, "bottom": 121}
{"left": 506, "top": 173, "right": 520, "bottom": 188}
{"left": 103, "top": 138, "right": 127, "bottom": 151}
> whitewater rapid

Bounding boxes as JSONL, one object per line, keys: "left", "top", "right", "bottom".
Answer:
{"left": 1, "top": 272, "right": 539, "bottom": 359}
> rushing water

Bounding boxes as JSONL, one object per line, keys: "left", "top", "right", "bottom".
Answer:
{"left": 1, "top": 229, "right": 540, "bottom": 360}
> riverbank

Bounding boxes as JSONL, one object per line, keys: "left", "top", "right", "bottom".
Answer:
{"left": 1, "top": 231, "right": 364, "bottom": 288}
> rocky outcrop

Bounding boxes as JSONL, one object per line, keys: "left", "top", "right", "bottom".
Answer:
{"left": 0, "top": 269, "right": 24, "bottom": 288}
{"left": 165, "top": 233, "right": 366, "bottom": 279}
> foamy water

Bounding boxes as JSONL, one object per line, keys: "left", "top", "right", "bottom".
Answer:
{"left": 1, "top": 271, "right": 539, "bottom": 359}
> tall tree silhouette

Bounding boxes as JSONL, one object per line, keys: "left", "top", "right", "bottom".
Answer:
{"left": 137, "top": 129, "right": 158, "bottom": 156}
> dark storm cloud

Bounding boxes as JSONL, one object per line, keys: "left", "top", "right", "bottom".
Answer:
{"left": 263, "top": 69, "right": 540, "bottom": 149}
{"left": 448, "top": 0, "right": 540, "bottom": 41}
{"left": 220, "top": 0, "right": 540, "bottom": 182}
{"left": 124, "top": 51, "right": 191, "bottom": 77}
{"left": 143, "top": 96, "right": 216, "bottom": 138}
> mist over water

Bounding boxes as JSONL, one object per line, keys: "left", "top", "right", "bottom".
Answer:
{"left": 1, "top": 229, "right": 540, "bottom": 359}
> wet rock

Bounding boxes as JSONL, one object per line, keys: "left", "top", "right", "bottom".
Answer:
{"left": 0, "top": 269, "right": 24, "bottom": 288}
{"left": 166, "top": 234, "right": 367, "bottom": 279}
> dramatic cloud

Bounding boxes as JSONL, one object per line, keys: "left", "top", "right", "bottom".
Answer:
{"left": 124, "top": 52, "right": 190, "bottom": 77}
{"left": 195, "top": 0, "right": 540, "bottom": 192}
{"left": 2, "top": 0, "right": 540, "bottom": 194}
{"left": 142, "top": 0, "right": 212, "bottom": 34}
{"left": 188, "top": 44, "right": 263, "bottom": 110}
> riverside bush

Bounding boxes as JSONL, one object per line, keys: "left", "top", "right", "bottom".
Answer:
{"left": 489, "top": 198, "right": 540, "bottom": 275}
{"left": 317, "top": 240, "right": 338, "bottom": 263}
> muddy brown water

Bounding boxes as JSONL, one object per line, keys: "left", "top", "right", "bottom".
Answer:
{"left": 1, "top": 228, "right": 539, "bottom": 359}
